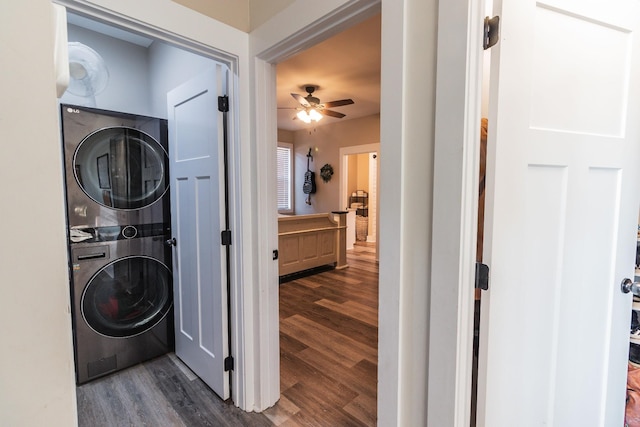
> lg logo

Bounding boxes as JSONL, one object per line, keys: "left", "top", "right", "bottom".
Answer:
{"left": 67, "top": 107, "right": 80, "bottom": 114}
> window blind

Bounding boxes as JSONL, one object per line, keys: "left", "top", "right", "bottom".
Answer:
{"left": 276, "top": 144, "right": 292, "bottom": 212}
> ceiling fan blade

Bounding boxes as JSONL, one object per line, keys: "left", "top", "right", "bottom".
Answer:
{"left": 323, "top": 99, "right": 354, "bottom": 108}
{"left": 291, "top": 93, "right": 311, "bottom": 107}
{"left": 320, "top": 109, "right": 346, "bottom": 119}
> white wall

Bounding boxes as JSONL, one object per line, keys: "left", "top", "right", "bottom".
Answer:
{"left": 62, "top": 24, "right": 152, "bottom": 115}
{"left": 0, "top": 2, "right": 77, "bottom": 426}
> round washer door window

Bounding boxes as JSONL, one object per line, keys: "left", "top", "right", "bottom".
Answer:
{"left": 73, "top": 127, "right": 169, "bottom": 210}
{"left": 82, "top": 256, "right": 172, "bottom": 338}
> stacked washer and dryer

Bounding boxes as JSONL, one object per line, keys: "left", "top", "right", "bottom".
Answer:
{"left": 60, "top": 105, "right": 174, "bottom": 384}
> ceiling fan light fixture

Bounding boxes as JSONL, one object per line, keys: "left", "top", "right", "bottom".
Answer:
{"left": 297, "top": 110, "right": 311, "bottom": 123}
{"left": 297, "top": 108, "right": 322, "bottom": 124}
{"left": 308, "top": 108, "right": 323, "bottom": 122}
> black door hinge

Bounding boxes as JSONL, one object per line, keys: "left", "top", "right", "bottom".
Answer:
{"left": 221, "top": 230, "right": 232, "bottom": 246}
{"left": 218, "top": 95, "right": 229, "bottom": 112}
{"left": 483, "top": 16, "right": 500, "bottom": 50}
{"left": 475, "top": 262, "right": 489, "bottom": 290}
{"left": 273, "top": 249, "right": 279, "bottom": 260}
{"left": 224, "top": 356, "right": 234, "bottom": 371}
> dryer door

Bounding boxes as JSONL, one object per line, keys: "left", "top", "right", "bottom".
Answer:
{"left": 81, "top": 256, "right": 172, "bottom": 338}
{"left": 73, "top": 127, "right": 169, "bottom": 210}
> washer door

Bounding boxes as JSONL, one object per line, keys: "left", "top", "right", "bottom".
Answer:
{"left": 82, "top": 256, "right": 172, "bottom": 338}
{"left": 73, "top": 127, "right": 169, "bottom": 210}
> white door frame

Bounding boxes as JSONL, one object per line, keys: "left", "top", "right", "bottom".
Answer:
{"left": 252, "top": 0, "right": 464, "bottom": 424}
{"left": 339, "top": 143, "right": 380, "bottom": 211}
{"left": 249, "top": 0, "right": 382, "bottom": 411}
{"left": 429, "top": 0, "right": 485, "bottom": 425}
{"left": 53, "top": 0, "right": 252, "bottom": 409}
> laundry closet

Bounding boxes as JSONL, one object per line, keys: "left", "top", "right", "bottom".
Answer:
{"left": 59, "top": 13, "right": 228, "bottom": 390}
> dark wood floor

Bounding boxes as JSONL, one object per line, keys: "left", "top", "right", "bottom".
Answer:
{"left": 76, "top": 353, "right": 273, "bottom": 426}
{"left": 76, "top": 246, "right": 378, "bottom": 426}
{"left": 266, "top": 244, "right": 378, "bottom": 426}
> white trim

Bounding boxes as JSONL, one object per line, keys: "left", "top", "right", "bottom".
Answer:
{"left": 250, "top": 56, "right": 281, "bottom": 411}
{"left": 53, "top": 0, "right": 242, "bottom": 66}
{"left": 367, "top": 152, "right": 377, "bottom": 243}
{"left": 251, "top": 0, "right": 381, "bottom": 63}
{"left": 428, "top": 0, "right": 485, "bottom": 425}
{"left": 52, "top": 0, "right": 253, "bottom": 410}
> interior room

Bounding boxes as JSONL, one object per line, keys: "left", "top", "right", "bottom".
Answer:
{"left": 60, "top": 8, "right": 381, "bottom": 426}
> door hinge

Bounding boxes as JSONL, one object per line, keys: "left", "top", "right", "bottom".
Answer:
{"left": 483, "top": 16, "right": 500, "bottom": 50}
{"left": 218, "top": 95, "right": 229, "bottom": 112}
{"left": 221, "top": 230, "right": 232, "bottom": 246}
{"left": 224, "top": 356, "right": 234, "bottom": 371}
{"left": 475, "top": 262, "right": 489, "bottom": 290}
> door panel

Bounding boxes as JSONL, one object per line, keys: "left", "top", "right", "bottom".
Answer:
{"left": 479, "top": 1, "right": 640, "bottom": 425}
{"left": 168, "top": 64, "right": 229, "bottom": 399}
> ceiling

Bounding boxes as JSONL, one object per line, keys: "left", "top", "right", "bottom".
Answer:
{"left": 67, "top": 11, "right": 381, "bottom": 133}
{"left": 276, "top": 14, "right": 381, "bottom": 132}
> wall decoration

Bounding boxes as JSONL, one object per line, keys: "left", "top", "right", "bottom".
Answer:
{"left": 320, "top": 163, "right": 334, "bottom": 183}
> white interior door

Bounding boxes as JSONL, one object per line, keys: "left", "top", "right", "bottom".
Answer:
{"left": 167, "top": 64, "right": 230, "bottom": 399}
{"left": 479, "top": 0, "right": 640, "bottom": 425}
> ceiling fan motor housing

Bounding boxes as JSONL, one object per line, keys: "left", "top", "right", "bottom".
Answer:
{"left": 304, "top": 85, "right": 320, "bottom": 105}
{"left": 306, "top": 96, "right": 320, "bottom": 105}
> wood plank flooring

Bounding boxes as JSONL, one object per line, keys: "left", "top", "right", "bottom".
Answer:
{"left": 266, "top": 245, "right": 378, "bottom": 426}
{"left": 77, "top": 354, "right": 273, "bottom": 426}
{"left": 76, "top": 247, "right": 378, "bottom": 426}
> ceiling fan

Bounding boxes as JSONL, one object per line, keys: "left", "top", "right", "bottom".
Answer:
{"left": 287, "top": 85, "right": 354, "bottom": 123}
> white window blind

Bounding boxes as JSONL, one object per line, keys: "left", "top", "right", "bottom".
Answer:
{"left": 277, "top": 143, "right": 293, "bottom": 213}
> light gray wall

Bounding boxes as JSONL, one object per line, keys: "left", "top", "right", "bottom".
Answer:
{"left": 62, "top": 25, "right": 215, "bottom": 120}
{"left": 63, "top": 24, "right": 152, "bottom": 116}
{"left": 147, "top": 42, "right": 217, "bottom": 118}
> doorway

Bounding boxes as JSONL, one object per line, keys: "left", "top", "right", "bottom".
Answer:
{"left": 340, "top": 143, "right": 380, "bottom": 256}
{"left": 272, "top": 13, "right": 381, "bottom": 423}
{"left": 59, "top": 6, "right": 242, "bottom": 416}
